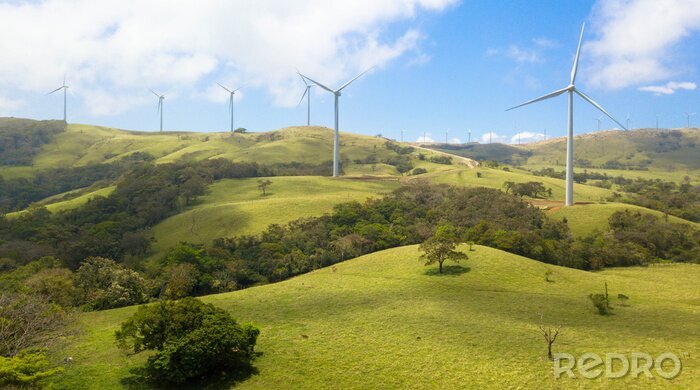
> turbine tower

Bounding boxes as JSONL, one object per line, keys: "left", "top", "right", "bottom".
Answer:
{"left": 297, "top": 75, "right": 314, "bottom": 126}
{"left": 297, "top": 68, "right": 373, "bottom": 177}
{"left": 626, "top": 113, "right": 631, "bottom": 130}
{"left": 217, "top": 83, "right": 244, "bottom": 132}
{"left": 468, "top": 129, "right": 471, "bottom": 143}
{"left": 149, "top": 89, "right": 165, "bottom": 132}
{"left": 687, "top": 112, "right": 696, "bottom": 128}
{"left": 506, "top": 23, "right": 626, "bottom": 207}
{"left": 594, "top": 115, "right": 603, "bottom": 131}
{"left": 48, "top": 76, "right": 69, "bottom": 122}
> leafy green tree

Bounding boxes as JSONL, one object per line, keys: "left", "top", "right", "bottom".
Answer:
{"left": 419, "top": 224, "right": 468, "bottom": 273}
{"left": 257, "top": 179, "right": 273, "bottom": 196}
{"left": 0, "top": 349, "right": 63, "bottom": 387}
{"left": 74, "top": 257, "right": 149, "bottom": 310}
{"left": 115, "top": 298, "right": 259, "bottom": 384}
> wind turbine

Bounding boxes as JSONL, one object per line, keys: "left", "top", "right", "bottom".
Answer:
{"left": 468, "top": 129, "right": 471, "bottom": 143}
{"left": 400, "top": 129, "right": 405, "bottom": 142}
{"left": 149, "top": 89, "right": 165, "bottom": 132}
{"left": 297, "top": 75, "right": 314, "bottom": 126}
{"left": 297, "top": 67, "right": 373, "bottom": 177}
{"left": 626, "top": 113, "right": 631, "bottom": 130}
{"left": 506, "top": 23, "right": 626, "bottom": 207}
{"left": 48, "top": 76, "right": 69, "bottom": 122}
{"left": 218, "top": 83, "right": 244, "bottom": 132}
{"left": 594, "top": 115, "right": 604, "bottom": 131}
{"left": 444, "top": 130, "right": 449, "bottom": 144}
{"left": 686, "top": 112, "right": 696, "bottom": 128}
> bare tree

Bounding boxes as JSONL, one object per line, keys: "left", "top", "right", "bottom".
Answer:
{"left": 539, "top": 315, "right": 563, "bottom": 361}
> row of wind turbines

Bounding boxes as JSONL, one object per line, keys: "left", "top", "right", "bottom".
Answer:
{"left": 45, "top": 23, "right": 690, "bottom": 207}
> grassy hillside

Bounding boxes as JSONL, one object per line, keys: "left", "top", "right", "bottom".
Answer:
{"left": 5, "top": 186, "right": 116, "bottom": 219}
{"left": 522, "top": 128, "right": 700, "bottom": 171}
{"left": 51, "top": 245, "right": 700, "bottom": 388}
{"left": 0, "top": 122, "right": 459, "bottom": 179}
{"left": 420, "top": 165, "right": 615, "bottom": 202}
{"left": 427, "top": 142, "right": 532, "bottom": 165}
{"left": 544, "top": 202, "right": 699, "bottom": 237}
{"left": 149, "top": 176, "right": 401, "bottom": 259}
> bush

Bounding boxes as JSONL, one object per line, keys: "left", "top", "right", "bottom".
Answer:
{"left": 0, "top": 349, "right": 63, "bottom": 387}
{"left": 116, "top": 298, "right": 259, "bottom": 384}
{"left": 74, "top": 257, "right": 149, "bottom": 310}
{"left": 411, "top": 168, "right": 427, "bottom": 176}
{"left": 589, "top": 293, "right": 611, "bottom": 315}
{"left": 0, "top": 293, "right": 69, "bottom": 356}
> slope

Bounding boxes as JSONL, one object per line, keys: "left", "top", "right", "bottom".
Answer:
{"left": 52, "top": 245, "right": 700, "bottom": 389}
{"left": 149, "top": 176, "right": 401, "bottom": 259}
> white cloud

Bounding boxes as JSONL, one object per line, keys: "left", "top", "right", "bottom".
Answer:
{"left": 586, "top": 0, "right": 700, "bottom": 89}
{"left": 510, "top": 131, "right": 544, "bottom": 144}
{"left": 638, "top": 81, "right": 697, "bottom": 95}
{"left": 0, "top": 0, "right": 456, "bottom": 115}
{"left": 506, "top": 45, "right": 542, "bottom": 63}
{"left": 480, "top": 132, "right": 508, "bottom": 144}
{"left": 416, "top": 133, "right": 434, "bottom": 142}
{"left": 533, "top": 37, "right": 556, "bottom": 48}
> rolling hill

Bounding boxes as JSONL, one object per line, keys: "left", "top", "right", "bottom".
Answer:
{"left": 51, "top": 245, "right": 700, "bottom": 389}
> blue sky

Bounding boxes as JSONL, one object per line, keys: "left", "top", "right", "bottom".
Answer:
{"left": 1, "top": 0, "right": 699, "bottom": 143}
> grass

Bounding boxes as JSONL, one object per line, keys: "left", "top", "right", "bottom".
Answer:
{"left": 50, "top": 245, "right": 700, "bottom": 389}
{"left": 546, "top": 202, "right": 699, "bottom": 237}
{"left": 148, "top": 176, "right": 401, "bottom": 259}
{"left": 4, "top": 186, "right": 116, "bottom": 219}
{"left": 421, "top": 165, "right": 615, "bottom": 202}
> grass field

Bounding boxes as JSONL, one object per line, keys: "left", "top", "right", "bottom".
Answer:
{"left": 4, "top": 186, "right": 116, "bottom": 219}
{"left": 149, "top": 176, "right": 402, "bottom": 259}
{"left": 545, "top": 202, "right": 699, "bottom": 237}
{"left": 51, "top": 245, "right": 700, "bottom": 389}
{"left": 421, "top": 165, "right": 615, "bottom": 202}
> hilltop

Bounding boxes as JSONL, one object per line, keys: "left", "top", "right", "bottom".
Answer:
{"left": 53, "top": 245, "right": 700, "bottom": 388}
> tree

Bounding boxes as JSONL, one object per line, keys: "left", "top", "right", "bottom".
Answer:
{"left": 538, "top": 317, "right": 563, "bottom": 360}
{"left": 115, "top": 298, "right": 259, "bottom": 384}
{"left": 257, "top": 179, "right": 273, "bottom": 196}
{"left": 0, "top": 293, "right": 69, "bottom": 356}
{"left": 617, "top": 293, "right": 629, "bottom": 306}
{"left": 419, "top": 224, "right": 468, "bottom": 274}
{"left": 0, "top": 349, "right": 63, "bottom": 387}
{"left": 162, "top": 263, "right": 199, "bottom": 299}
{"left": 74, "top": 257, "right": 149, "bottom": 310}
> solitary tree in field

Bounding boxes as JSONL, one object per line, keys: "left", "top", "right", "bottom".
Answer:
{"left": 257, "top": 179, "right": 273, "bottom": 196}
{"left": 419, "top": 224, "right": 467, "bottom": 274}
{"left": 539, "top": 316, "right": 563, "bottom": 360}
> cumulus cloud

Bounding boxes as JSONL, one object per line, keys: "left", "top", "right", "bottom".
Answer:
{"left": 480, "top": 132, "right": 508, "bottom": 144}
{"left": 510, "top": 131, "right": 544, "bottom": 144}
{"left": 0, "top": 0, "right": 456, "bottom": 115}
{"left": 586, "top": 0, "right": 700, "bottom": 89}
{"left": 416, "top": 133, "right": 435, "bottom": 142}
{"left": 638, "top": 81, "right": 697, "bottom": 95}
{"left": 0, "top": 95, "right": 23, "bottom": 114}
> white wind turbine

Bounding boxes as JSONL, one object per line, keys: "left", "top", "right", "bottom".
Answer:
{"left": 297, "top": 67, "right": 373, "bottom": 177}
{"left": 149, "top": 89, "right": 165, "bottom": 132}
{"left": 48, "top": 76, "right": 69, "bottom": 122}
{"left": 218, "top": 83, "right": 244, "bottom": 132}
{"left": 506, "top": 23, "right": 626, "bottom": 207}
{"left": 297, "top": 74, "right": 314, "bottom": 126}
{"left": 686, "top": 112, "right": 696, "bottom": 128}
{"left": 594, "top": 115, "right": 604, "bottom": 131}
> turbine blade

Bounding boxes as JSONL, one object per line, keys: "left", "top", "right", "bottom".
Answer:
{"left": 505, "top": 86, "right": 569, "bottom": 111}
{"left": 570, "top": 23, "right": 585, "bottom": 85}
{"left": 233, "top": 84, "right": 245, "bottom": 93}
{"left": 297, "top": 87, "right": 308, "bottom": 106}
{"left": 298, "top": 72, "right": 310, "bottom": 86}
{"left": 297, "top": 72, "right": 334, "bottom": 93}
{"left": 574, "top": 88, "right": 627, "bottom": 130}
{"left": 149, "top": 88, "right": 160, "bottom": 98}
{"left": 337, "top": 66, "right": 374, "bottom": 92}
{"left": 47, "top": 86, "right": 63, "bottom": 95}
{"left": 217, "top": 82, "right": 232, "bottom": 93}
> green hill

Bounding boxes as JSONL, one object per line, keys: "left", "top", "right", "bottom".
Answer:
{"left": 52, "top": 245, "right": 700, "bottom": 389}
{"left": 149, "top": 176, "right": 401, "bottom": 260}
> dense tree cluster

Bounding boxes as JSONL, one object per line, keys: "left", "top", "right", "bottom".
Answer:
{"left": 609, "top": 177, "right": 700, "bottom": 222}
{"left": 0, "top": 119, "right": 65, "bottom": 166}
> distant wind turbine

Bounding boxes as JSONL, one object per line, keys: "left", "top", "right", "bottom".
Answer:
{"left": 687, "top": 112, "right": 696, "bottom": 128}
{"left": 626, "top": 113, "right": 631, "bottom": 130}
{"left": 297, "top": 67, "right": 373, "bottom": 177}
{"left": 48, "top": 76, "right": 69, "bottom": 122}
{"left": 401, "top": 129, "right": 405, "bottom": 142}
{"left": 297, "top": 75, "right": 314, "bottom": 126}
{"left": 468, "top": 129, "right": 471, "bottom": 143}
{"left": 444, "top": 130, "right": 449, "bottom": 144}
{"left": 506, "top": 23, "right": 626, "bottom": 207}
{"left": 594, "top": 115, "right": 603, "bottom": 131}
{"left": 218, "top": 83, "right": 244, "bottom": 132}
{"left": 149, "top": 89, "right": 165, "bottom": 132}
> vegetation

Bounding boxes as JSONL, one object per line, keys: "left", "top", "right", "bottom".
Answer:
{"left": 50, "top": 246, "right": 700, "bottom": 388}
{"left": 419, "top": 224, "right": 468, "bottom": 273}
{"left": 0, "top": 118, "right": 65, "bottom": 166}
{"left": 115, "top": 298, "right": 259, "bottom": 384}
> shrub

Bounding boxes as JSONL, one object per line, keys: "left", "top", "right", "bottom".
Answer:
{"left": 0, "top": 349, "right": 63, "bottom": 387}
{"left": 74, "top": 257, "right": 149, "bottom": 310}
{"left": 0, "top": 293, "right": 69, "bottom": 356}
{"left": 116, "top": 298, "right": 259, "bottom": 384}
{"left": 411, "top": 168, "right": 427, "bottom": 176}
{"left": 589, "top": 293, "right": 611, "bottom": 315}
